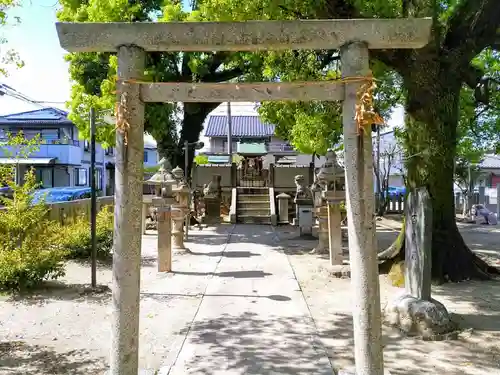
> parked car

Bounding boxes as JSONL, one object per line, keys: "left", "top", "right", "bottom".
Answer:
{"left": 31, "top": 187, "right": 92, "bottom": 204}
{"left": 376, "top": 186, "right": 406, "bottom": 198}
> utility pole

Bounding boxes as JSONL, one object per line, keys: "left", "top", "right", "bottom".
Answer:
{"left": 227, "top": 102, "right": 233, "bottom": 157}
{"left": 89, "top": 107, "right": 97, "bottom": 289}
{"left": 375, "top": 126, "right": 381, "bottom": 211}
{"left": 184, "top": 140, "right": 189, "bottom": 242}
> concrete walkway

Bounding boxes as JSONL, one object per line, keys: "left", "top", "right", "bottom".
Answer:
{"left": 162, "top": 224, "right": 333, "bottom": 375}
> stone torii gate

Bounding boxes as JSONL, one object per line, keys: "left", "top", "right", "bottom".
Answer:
{"left": 56, "top": 18, "right": 431, "bottom": 375}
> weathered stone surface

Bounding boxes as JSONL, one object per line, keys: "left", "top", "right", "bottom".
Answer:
{"left": 56, "top": 18, "right": 432, "bottom": 53}
{"left": 383, "top": 293, "right": 457, "bottom": 340}
{"left": 277, "top": 193, "right": 290, "bottom": 224}
{"left": 110, "top": 45, "right": 145, "bottom": 375}
{"left": 338, "top": 369, "right": 391, "bottom": 375}
{"left": 328, "top": 264, "right": 351, "bottom": 278}
{"left": 142, "top": 81, "right": 344, "bottom": 102}
{"left": 405, "top": 188, "right": 432, "bottom": 301}
{"left": 202, "top": 197, "right": 221, "bottom": 224}
{"left": 341, "top": 41, "right": 384, "bottom": 375}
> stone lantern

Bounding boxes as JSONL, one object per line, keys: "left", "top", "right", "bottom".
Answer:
{"left": 144, "top": 158, "right": 177, "bottom": 272}
{"left": 319, "top": 149, "right": 346, "bottom": 265}
{"left": 171, "top": 166, "right": 190, "bottom": 251}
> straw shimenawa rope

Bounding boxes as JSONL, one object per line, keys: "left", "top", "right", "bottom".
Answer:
{"left": 353, "top": 77, "right": 385, "bottom": 135}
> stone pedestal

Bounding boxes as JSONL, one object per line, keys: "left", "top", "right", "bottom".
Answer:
{"left": 323, "top": 190, "right": 344, "bottom": 265}
{"left": 277, "top": 193, "right": 290, "bottom": 224}
{"left": 141, "top": 201, "right": 148, "bottom": 234}
{"left": 202, "top": 197, "right": 221, "bottom": 224}
{"left": 312, "top": 205, "right": 329, "bottom": 253}
{"left": 174, "top": 185, "right": 190, "bottom": 242}
{"left": 153, "top": 197, "right": 173, "bottom": 272}
{"left": 328, "top": 202, "right": 343, "bottom": 265}
{"left": 171, "top": 205, "right": 186, "bottom": 250}
{"left": 384, "top": 188, "right": 456, "bottom": 339}
{"left": 295, "top": 199, "right": 314, "bottom": 237}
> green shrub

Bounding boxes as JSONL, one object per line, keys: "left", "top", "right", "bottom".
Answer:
{"left": 62, "top": 208, "right": 114, "bottom": 259}
{"left": 0, "top": 171, "right": 68, "bottom": 291}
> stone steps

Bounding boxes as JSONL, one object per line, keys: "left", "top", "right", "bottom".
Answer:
{"left": 236, "top": 187, "right": 271, "bottom": 225}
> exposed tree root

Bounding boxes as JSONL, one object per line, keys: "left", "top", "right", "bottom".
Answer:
{"left": 378, "top": 221, "right": 499, "bottom": 285}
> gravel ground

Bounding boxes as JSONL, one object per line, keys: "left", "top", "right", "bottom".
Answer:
{"left": 1, "top": 221, "right": 499, "bottom": 375}
{"left": 276, "top": 223, "right": 500, "bottom": 375}
{"left": 0, "top": 225, "right": 233, "bottom": 375}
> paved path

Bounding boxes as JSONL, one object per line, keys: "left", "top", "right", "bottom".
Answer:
{"left": 162, "top": 224, "right": 333, "bottom": 375}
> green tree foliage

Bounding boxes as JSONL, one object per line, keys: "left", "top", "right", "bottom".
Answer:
{"left": 57, "top": 0, "right": 264, "bottom": 173}
{"left": 193, "top": 154, "right": 209, "bottom": 165}
{"left": 0, "top": 0, "right": 23, "bottom": 76}
{"left": 62, "top": 209, "right": 114, "bottom": 259}
{"left": 0, "top": 135, "right": 68, "bottom": 291}
{"left": 200, "top": 0, "right": 500, "bottom": 282}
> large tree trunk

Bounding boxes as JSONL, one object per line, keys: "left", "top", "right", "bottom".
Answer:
{"left": 379, "top": 67, "right": 498, "bottom": 283}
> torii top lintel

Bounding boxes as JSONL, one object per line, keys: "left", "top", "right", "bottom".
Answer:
{"left": 55, "top": 18, "right": 432, "bottom": 53}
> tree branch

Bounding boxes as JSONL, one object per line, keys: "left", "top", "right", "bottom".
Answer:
{"left": 202, "top": 65, "right": 250, "bottom": 83}
{"left": 444, "top": 0, "right": 500, "bottom": 63}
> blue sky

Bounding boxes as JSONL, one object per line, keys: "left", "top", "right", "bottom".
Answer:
{"left": 0, "top": 0, "right": 404, "bottom": 129}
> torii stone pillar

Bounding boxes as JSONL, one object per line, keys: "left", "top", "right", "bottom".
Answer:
{"left": 112, "top": 45, "right": 145, "bottom": 375}
{"left": 340, "top": 42, "right": 383, "bottom": 375}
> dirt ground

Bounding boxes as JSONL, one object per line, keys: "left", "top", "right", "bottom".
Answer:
{"left": 278, "top": 219, "right": 500, "bottom": 375}
{"left": 0, "top": 220, "right": 499, "bottom": 375}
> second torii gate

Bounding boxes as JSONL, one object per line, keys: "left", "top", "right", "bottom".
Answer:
{"left": 55, "top": 18, "right": 431, "bottom": 375}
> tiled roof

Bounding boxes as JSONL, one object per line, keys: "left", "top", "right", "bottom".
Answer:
{"left": 480, "top": 154, "right": 500, "bottom": 169}
{"left": 0, "top": 108, "right": 73, "bottom": 126}
{"left": 204, "top": 115, "right": 275, "bottom": 137}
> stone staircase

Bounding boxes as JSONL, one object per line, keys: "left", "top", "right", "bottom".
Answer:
{"left": 236, "top": 187, "right": 271, "bottom": 224}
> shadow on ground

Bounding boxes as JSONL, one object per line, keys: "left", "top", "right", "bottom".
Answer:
{"left": 3, "top": 282, "right": 111, "bottom": 306}
{"left": 0, "top": 341, "right": 106, "bottom": 375}
{"left": 315, "top": 311, "right": 500, "bottom": 375}
{"left": 174, "top": 312, "right": 333, "bottom": 375}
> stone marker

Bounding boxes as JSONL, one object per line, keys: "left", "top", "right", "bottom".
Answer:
{"left": 405, "top": 188, "right": 432, "bottom": 300}
{"left": 384, "top": 188, "right": 456, "bottom": 339}
{"left": 277, "top": 193, "right": 291, "bottom": 224}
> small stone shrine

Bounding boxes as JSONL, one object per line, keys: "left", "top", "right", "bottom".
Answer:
{"left": 384, "top": 187, "right": 456, "bottom": 339}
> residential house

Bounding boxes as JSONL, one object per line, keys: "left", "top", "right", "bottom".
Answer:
{"left": 476, "top": 154, "right": 500, "bottom": 188}
{"left": 372, "top": 129, "right": 405, "bottom": 188}
{"left": 0, "top": 107, "right": 158, "bottom": 194}
{"left": 203, "top": 115, "right": 324, "bottom": 166}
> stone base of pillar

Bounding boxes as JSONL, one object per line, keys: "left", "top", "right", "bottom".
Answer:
{"left": 311, "top": 206, "right": 329, "bottom": 254}
{"left": 383, "top": 293, "right": 458, "bottom": 340}
{"left": 338, "top": 369, "right": 392, "bottom": 375}
{"left": 328, "top": 264, "right": 351, "bottom": 278}
{"left": 105, "top": 369, "right": 156, "bottom": 375}
{"left": 202, "top": 197, "right": 221, "bottom": 224}
{"left": 328, "top": 203, "right": 343, "bottom": 265}
{"left": 172, "top": 218, "right": 187, "bottom": 251}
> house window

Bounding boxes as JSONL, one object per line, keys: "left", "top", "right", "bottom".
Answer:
{"left": 105, "top": 147, "right": 114, "bottom": 156}
{"left": 83, "top": 140, "right": 90, "bottom": 152}
{"left": 35, "top": 168, "right": 53, "bottom": 188}
{"left": 75, "top": 168, "right": 88, "bottom": 186}
{"left": 144, "top": 151, "right": 148, "bottom": 163}
{"left": 94, "top": 168, "right": 103, "bottom": 190}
